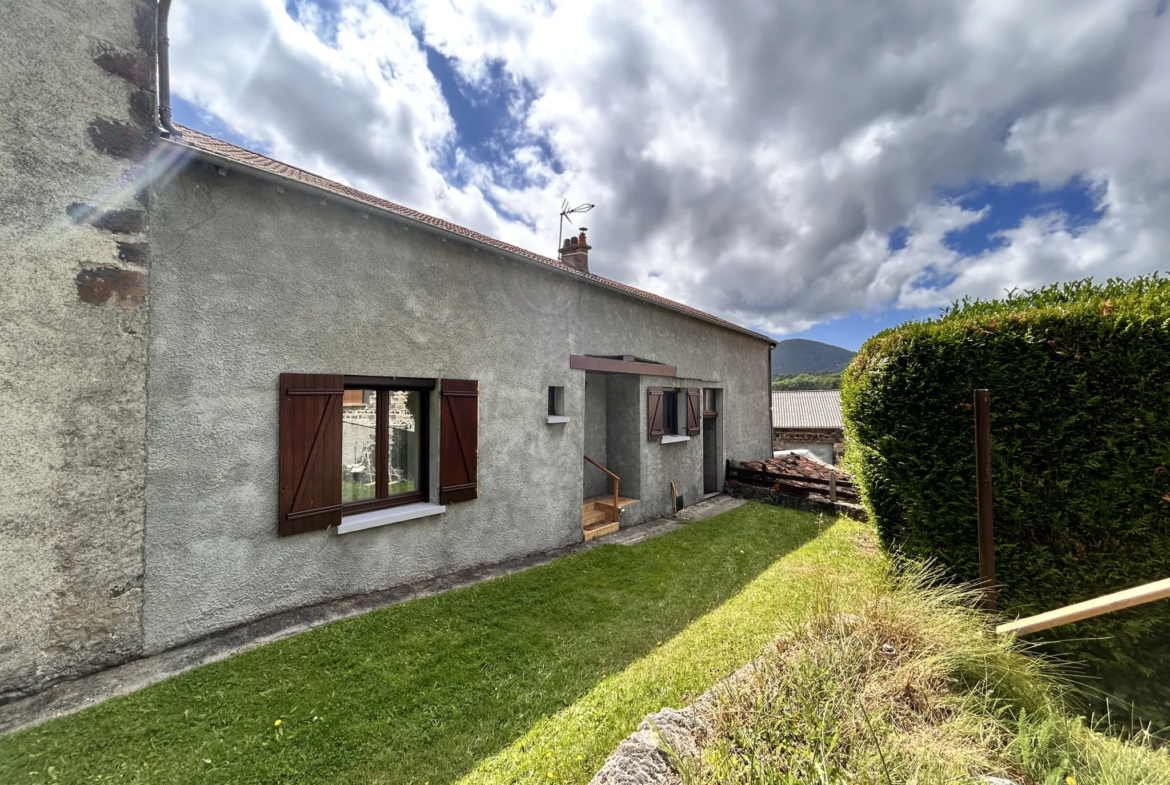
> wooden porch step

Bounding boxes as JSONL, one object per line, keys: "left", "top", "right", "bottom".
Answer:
{"left": 583, "top": 520, "right": 620, "bottom": 541}
{"left": 584, "top": 495, "right": 639, "bottom": 508}
{"left": 583, "top": 508, "right": 610, "bottom": 526}
{"left": 581, "top": 496, "right": 638, "bottom": 541}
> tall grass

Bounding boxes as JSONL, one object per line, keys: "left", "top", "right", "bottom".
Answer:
{"left": 677, "top": 565, "right": 1170, "bottom": 785}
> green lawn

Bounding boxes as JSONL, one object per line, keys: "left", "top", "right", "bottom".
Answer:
{"left": 0, "top": 504, "right": 883, "bottom": 785}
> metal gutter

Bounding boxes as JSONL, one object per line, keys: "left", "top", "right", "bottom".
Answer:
{"left": 158, "top": 138, "right": 776, "bottom": 345}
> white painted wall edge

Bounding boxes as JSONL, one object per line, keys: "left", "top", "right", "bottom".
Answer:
{"left": 660, "top": 435, "right": 691, "bottom": 444}
{"left": 546, "top": 415, "right": 571, "bottom": 424}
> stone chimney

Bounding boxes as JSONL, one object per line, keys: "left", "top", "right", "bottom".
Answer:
{"left": 558, "top": 228, "right": 591, "bottom": 273}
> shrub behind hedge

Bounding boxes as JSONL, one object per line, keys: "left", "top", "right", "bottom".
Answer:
{"left": 842, "top": 275, "right": 1170, "bottom": 723}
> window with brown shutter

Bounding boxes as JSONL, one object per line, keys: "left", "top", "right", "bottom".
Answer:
{"left": 686, "top": 388, "right": 701, "bottom": 436}
{"left": 279, "top": 373, "right": 344, "bottom": 536}
{"left": 340, "top": 377, "right": 432, "bottom": 516}
{"left": 281, "top": 374, "right": 436, "bottom": 536}
{"left": 440, "top": 379, "right": 479, "bottom": 504}
{"left": 647, "top": 386, "right": 664, "bottom": 440}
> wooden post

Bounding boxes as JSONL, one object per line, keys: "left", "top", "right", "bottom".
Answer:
{"left": 829, "top": 469, "right": 838, "bottom": 503}
{"left": 974, "top": 389, "right": 996, "bottom": 612}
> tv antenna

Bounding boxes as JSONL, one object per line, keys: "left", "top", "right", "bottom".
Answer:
{"left": 558, "top": 200, "right": 594, "bottom": 249}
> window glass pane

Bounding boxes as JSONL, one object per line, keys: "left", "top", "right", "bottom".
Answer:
{"left": 342, "top": 390, "right": 377, "bottom": 502}
{"left": 389, "top": 390, "right": 421, "bottom": 495}
{"left": 663, "top": 389, "right": 679, "bottom": 434}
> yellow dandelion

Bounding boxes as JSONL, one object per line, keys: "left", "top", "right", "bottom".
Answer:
{"left": 577, "top": 755, "right": 584, "bottom": 761}
{"left": 547, "top": 773, "right": 554, "bottom": 779}
{"left": 1067, "top": 778, "right": 1076, "bottom": 785}
{"left": 273, "top": 719, "right": 281, "bottom": 726}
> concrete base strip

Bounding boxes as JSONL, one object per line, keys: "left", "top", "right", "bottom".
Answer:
{"left": 674, "top": 495, "right": 745, "bottom": 521}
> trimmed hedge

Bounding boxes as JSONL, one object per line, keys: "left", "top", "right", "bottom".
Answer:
{"left": 842, "top": 275, "right": 1170, "bottom": 723}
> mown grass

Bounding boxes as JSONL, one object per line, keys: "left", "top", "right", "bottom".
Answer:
{"left": 679, "top": 565, "right": 1170, "bottom": 785}
{"left": 0, "top": 504, "right": 883, "bottom": 785}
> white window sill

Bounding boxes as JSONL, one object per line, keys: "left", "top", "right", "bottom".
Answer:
{"left": 546, "top": 415, "right": 571, "bottom": 424}
{"left": 337, "top": 502, "right": 445, "bottom": 535}
{"left": 660, "top": 434, "right": 690, "bottom": 444}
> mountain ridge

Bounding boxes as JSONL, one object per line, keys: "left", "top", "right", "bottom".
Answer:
{"left": 771, "top": 338, "right": 855, "bottom": 375}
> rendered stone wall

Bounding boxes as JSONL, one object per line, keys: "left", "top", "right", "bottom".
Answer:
{"left": 0, "top": 0, "right": 155, "bottom": 702}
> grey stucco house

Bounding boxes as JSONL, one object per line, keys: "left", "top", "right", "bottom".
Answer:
{"left": 1, "top": 0, "right": 774, "bottom": 708}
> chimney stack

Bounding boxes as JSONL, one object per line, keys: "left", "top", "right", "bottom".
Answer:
{"left": 558, "top": 228, "right": 591, "bottom": 273}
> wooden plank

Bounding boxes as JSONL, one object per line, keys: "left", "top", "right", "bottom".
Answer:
{"left": 584, "top": 495, "right": 638, "bottom": 507}
{"left": 997, "top": 578, "right": 1170, "bottom": 637}
{"left": 570, "top": 355, "right": 677, "bottom": 376}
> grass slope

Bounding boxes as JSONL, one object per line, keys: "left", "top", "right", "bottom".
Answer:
{"left": 0, "top": 505, "right": 881, "bottom": 785}
{"left": 683, "top": 567, "right": 1170, "bottom": 785}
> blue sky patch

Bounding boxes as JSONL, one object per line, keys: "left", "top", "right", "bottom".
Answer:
{"left": 942, "top": 177, "right": 1105, "bottom": 256}
{"left": 887, "top": 225, "right": 910, "bottom": 252}
{"left": 420, "top": 39, "right": 563, "bottom": 193}
{"left": 285, "top": 0, "right": 343, "bottom": 45}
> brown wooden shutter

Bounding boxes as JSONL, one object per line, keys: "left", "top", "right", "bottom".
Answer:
{"left": 440, "top": 379, "right": 479, "bottom": 504}
{"left": 647, "top": 386, "right": 664, "bottom": 440}
{"left": 686, "top": 388, "right": 701, "bottom": 436}
{"left": 279, "top": 373, "right": 343, "bottom": 536}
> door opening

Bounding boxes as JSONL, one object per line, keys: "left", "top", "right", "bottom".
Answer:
{"left": 702, "top": 389, "right": 719, "bottom": 494}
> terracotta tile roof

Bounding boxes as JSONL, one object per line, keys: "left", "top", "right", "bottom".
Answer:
{"left": 169, "top": 125, "right": 771, "bottom": 343}
{"left": 771, "top": 390, "right": 844, "bottom": 429}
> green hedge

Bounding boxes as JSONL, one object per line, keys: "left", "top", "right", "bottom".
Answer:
{"left": 842, "top": 275, "right": 1170, "bottom": 723}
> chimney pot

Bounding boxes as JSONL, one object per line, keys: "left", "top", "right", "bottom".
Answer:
{"left": 557, "top": 226, "right": 592, "bottom": 272}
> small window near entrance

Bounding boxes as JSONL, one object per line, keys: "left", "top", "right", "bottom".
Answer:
{"left": 546, "top": 386, "right": 568, "bottom": 423}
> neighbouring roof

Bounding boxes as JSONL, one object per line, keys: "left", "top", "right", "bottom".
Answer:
{"left": 167, "top": 125, "right": 772, "bottom": 344}
{"left": 771, "top": 390, "right": 844, "bottom": 429}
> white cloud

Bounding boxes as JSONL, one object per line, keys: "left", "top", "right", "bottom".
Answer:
{"left": 171, "top": 0, "right": 1170, "bottom": 335}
